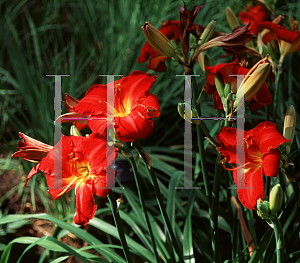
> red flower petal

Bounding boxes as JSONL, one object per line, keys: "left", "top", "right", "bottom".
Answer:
{"left": 64, "top": 93, "right": 80, "bottom": 112}
{"left": 73, "top": 84, "right": 107, "bottom": 116}
{"left": 248, "top": 83, "right": 272, "bottom": 112}
{"left": 75, "top": 123, "right": 89, "bottom": 131}
{"left": 259, "top": 22, "right": 300, "bottom": 43}
{"left": 88, "top": 119, "right": 107, "bottom": 136}
{"left": 233, "top": 167, "right": 265, "bottom": 210}
{"left": 115, "top": 104, "right": 154, "bottom": 142}
{"left": 74, "top": 182, "right": 97, "bottom": 226}
{"left": 116, "top": 71, "right": 157, "bottom": 108}
{"left": 92, "top": 169, "right": 116, "bottom": 198}
{"left": 262, "top": 149, "right": 281, "bottom": 177}
{"left": 160, "top": 20, "right": 181, "bottom": 43}
{"left": 148, "top": 56, "right": 169, "bottom": 72}
{"left": 138, "top": 42, "right": 158, "bottom": 63}
{"left": 216, "top": 127, "right": 238, "bottom": 164}
{"left": 239, "top": 6, "right": 267, "bottom": 35}
{"left": 24, "top": 164, "right": 41, "bottom": 186}
{"left": 12, "top": 149, "right": 49, "bottom": 163}
{"left": 140, "top": 93, "right": 160, "bottom": 118}
{"left": 212, "top": 91, "right": 223, "bottom": 110}
{"left": 252, "top": 121, "right": 290, "bottom": 157}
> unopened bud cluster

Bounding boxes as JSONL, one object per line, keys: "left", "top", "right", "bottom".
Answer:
{"left": 257, "top": 184, "right": 283, "bottom": 220}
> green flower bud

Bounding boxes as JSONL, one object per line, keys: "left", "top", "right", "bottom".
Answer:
{"left": 269, "top": 184, "right": 283, "bottom": 215}
{"left": 226, "top": 7, "right": 240, "bottom": 30}
{"left": 177, "top": 103, "right": 199, "bottom": 123}
{"left": 214, "top": 72, "right": 225, "bottom": 99}
{"left": 70, "top": 125, "right": 82, "bottom": 136}
{"left": 198, "top": 20, "right": 216, "bottom": 45}
{"left": 257, "top": 200, "right": 270, "bottom": 218}
{"left": 224, "top": 83, "right": 231, "bottom": 97}
{"left": 198, "top": 52, "right": 212, "bottom": 76}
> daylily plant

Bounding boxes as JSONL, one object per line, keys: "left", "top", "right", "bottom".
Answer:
{"left": 217, "top": 121, "right": 289, "bottom": 209}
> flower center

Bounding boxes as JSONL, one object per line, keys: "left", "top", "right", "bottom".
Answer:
{"left": 68, "top": 153, "right": 90, "bottom": 179}
{"left": 113, "top": 82, "right": 131, "bottom": 118}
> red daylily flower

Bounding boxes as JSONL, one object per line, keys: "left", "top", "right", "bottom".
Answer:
{"left": 205, "top": 60, "right": 272, "bottom": 112}
{"left": 217, "top": 121, "right": 289, "bottom": 209}
{"left": 259, "top": 21, "right": 300, "bottom": 62}
{"left": 138, "top": 20, "right": 181, "bottom": 72}
{"left": 62, "top": 71, "right": 160, "bottom": 142}
{"left": 15, "top": 133, "right": 118, "bottom": 226}
{"left": 239, "top": 5, "right": 268, "bottom": 35}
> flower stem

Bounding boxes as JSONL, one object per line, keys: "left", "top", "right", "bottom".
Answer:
{"left": 123, "top": 144, "right": 161, "bottom": 262}
{"left": 271, "top": 217, "right": 284, "bottom": 263}
{"left": 191, "top": 75, "right": 212, "bottom": 204}
{"left": 211, "top": 156, "right": 223, "bottom": 263}
{"left": 108, "top": 191, "right": 133, "bottom": 263}
{"left": 134, "top": 140, "right": 184, "bottom": 263}
{"left": 272, "top": 65, "right": 282, "bottom": 123}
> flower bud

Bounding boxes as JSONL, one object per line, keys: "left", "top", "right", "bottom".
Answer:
{"left": 283, "top": 105, "right": 296, "bottom": 144}
{"left": 224, "top": 83, "right": 231, "bottom": 97}
{"left": 178, "top": 103, "right": 185, "bottom": 120}
{"left": 235, "top": 57, "right": 271, "bottom": 109}
{"left": 198, "top": 20, "right": 216, "bottom": 45}
{"left": 214, "top": 72, "right": 225, "bottom": 99}
{"left": 142, "top": 22, "right": 179, "bottom": 60}
{"left": 226, "top": 7, "right": 240, "bottom": 30}
{"left": 198, "top": 52, "right": 212, "bottom": 76}
{"left": 269, "top": 184, "right": 283, "bottom": 215}
{"left": 283, "top": 105, "right": 296, "bottom": 154}
{"left": 257, "top": 201, "right": 270, "bottom": 219}
{"left": 70, "top": 125, "right": 82, "bottom": 136}
{"left": 177, "top": 103, "right": 199, "bottom": 122}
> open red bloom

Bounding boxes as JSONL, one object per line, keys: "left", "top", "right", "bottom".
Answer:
{"left": 21, "top": 134, "right": 117, "bottom": 225}
{"left": 205, "top": 60, "right": 272, "bottom": 112}
{"left": 259, "top": 21, "right": 300, "bottom": 62}
{"left": 62, "top": 71, "right": 160, "bottom": 142}
{"left": 138, "top": 20, "right": 181, "bottom": 72}
{"left": 239, "top": 5, "right": 268, "bottom": 35}
{"left": 217, "top": 121, "right": 289, "bottom": 209}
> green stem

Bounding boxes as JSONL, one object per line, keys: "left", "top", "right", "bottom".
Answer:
{"left": 211, "top": 157, "right": 223, "bottom": 263}
{"left": 272, "top": 66, "right": 281, "bottom": 123}
{"left": 123, "top": 144, "right": 161, "bottom": 262}
{"left": 224, "top": 98, "right": 231, "bottom": 128}
{"left": 271, "top": 218, "right": 283, "bottom": 263}
{"left": 134, "top": 140, "right": 184, "bottom": 263}
{"left": 108, "top": 191, "right": 133, "bottom": 263}
{"left": 190, "top": 73, "right": 216, "bottom": 261}
{"left": 191, "top": 75, "right": 212, "bottom": 204}
{"left": 197, "top": 119, "right": 219, "bottom": 147}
